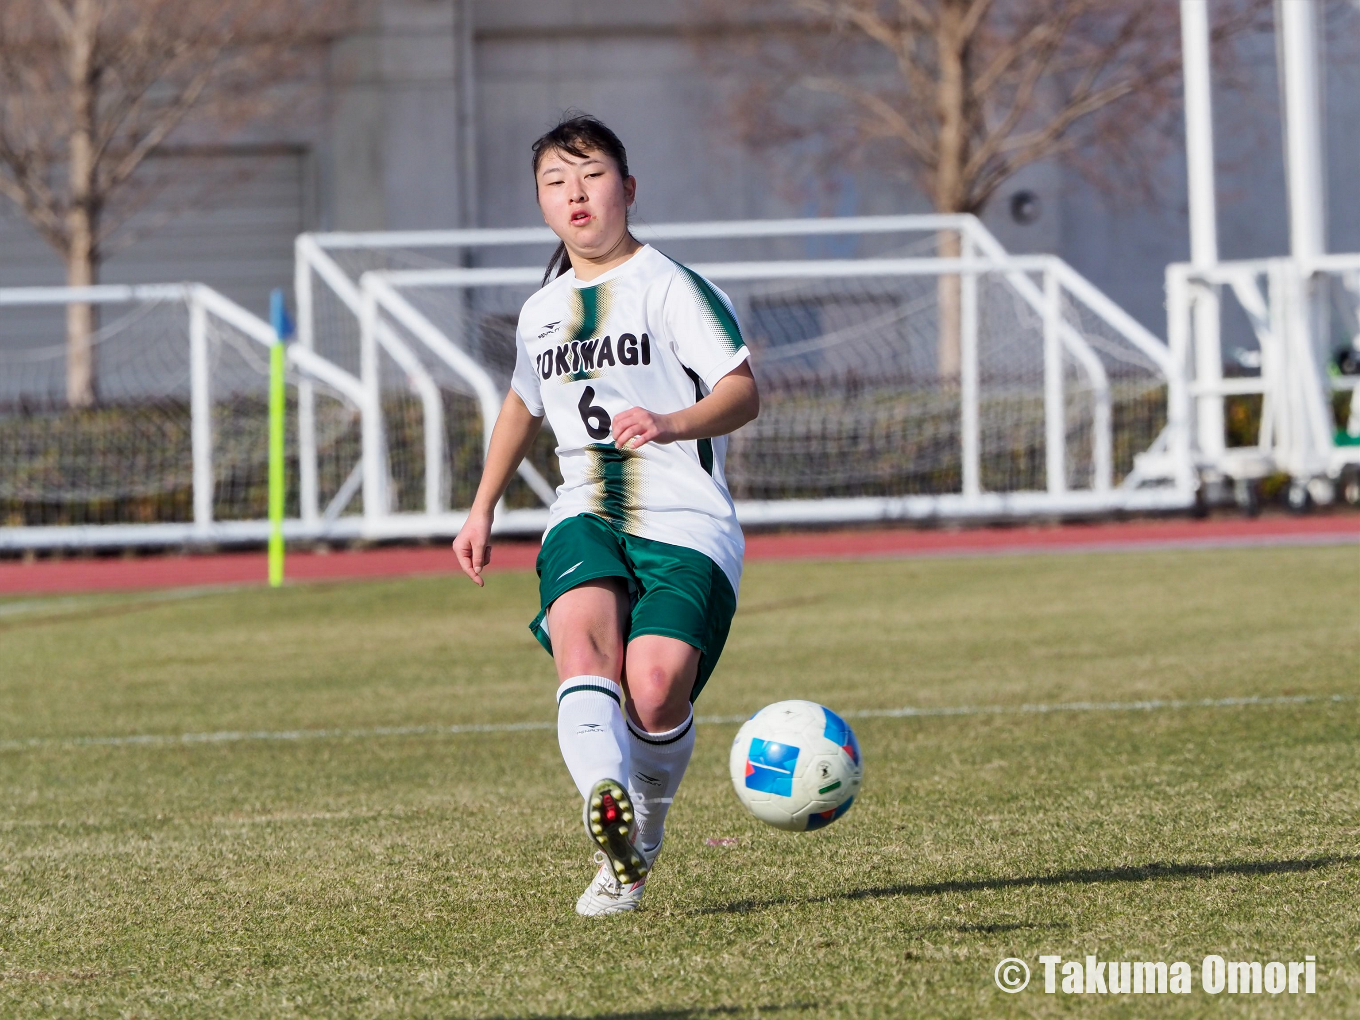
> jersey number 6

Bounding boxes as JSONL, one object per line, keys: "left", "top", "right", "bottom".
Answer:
{"left": 578, "top": 386, "right": 612, "bottom": 440}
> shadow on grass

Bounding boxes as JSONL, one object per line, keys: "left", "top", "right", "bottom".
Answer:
{"left": 948, "top": 921, "right": 1065, "bottom": 935}
{"left": 696, "top": 854, "right": 1359, "bottom": 916}
{"left": 484, "top": 1005, "right": 816, "bottom": 1020}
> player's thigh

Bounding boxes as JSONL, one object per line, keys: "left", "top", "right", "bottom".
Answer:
{"left": 546, "top": 578, "right": 631, "bottom": 682}
{"left": 622, "top": 532, "right": 737, "bottom": 711}
{"left": 624, "top": 635, "right": 700, "bottom": 732}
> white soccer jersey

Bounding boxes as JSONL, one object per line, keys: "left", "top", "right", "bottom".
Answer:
{"left": 509, "top": 244, "right": 750, "bottom": 594}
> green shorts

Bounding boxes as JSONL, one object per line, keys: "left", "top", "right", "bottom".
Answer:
{"left": 530, "top": 513, "right": 738, "bottom": 703}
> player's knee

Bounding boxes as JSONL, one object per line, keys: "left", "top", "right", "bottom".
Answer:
{"left": 625, "top": 657, "right": 693, "bottom": 727}
{"left": 629, "top": 659, "right": 673, "bottom": 696}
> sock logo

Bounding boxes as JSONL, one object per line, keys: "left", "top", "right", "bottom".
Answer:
{"left": 576, "top": 723, "right": 605, "bottom": 735}
{"left": 633, "top": 771, "right": 663, "bottom": 787}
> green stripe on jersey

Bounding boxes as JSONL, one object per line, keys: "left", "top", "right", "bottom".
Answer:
{"left": 668, "top": 257, "right": 745, "bottom": 356}
{"left": 682, "top": 367, "right": 714, "bottom": 475}
{"left": 567, "top": 282, "right": 612, "bottom": 346}
{"left": 586, "top": 443, "right": 642, "bottom": 531}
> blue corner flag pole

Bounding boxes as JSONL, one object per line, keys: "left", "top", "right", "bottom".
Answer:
{"left": 268, "top": 289, "right": 294, "bottom": 588}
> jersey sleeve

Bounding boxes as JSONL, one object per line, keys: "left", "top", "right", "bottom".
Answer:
{"left": 509, "top": 318, "right": 544, "bottom": 416}
{"left": 663, "top": 264, "right": 751, "bottom": 391}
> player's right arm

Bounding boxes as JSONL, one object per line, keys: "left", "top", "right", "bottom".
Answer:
{"left": 452, "top": 390, "right": 543, "bottom": 587}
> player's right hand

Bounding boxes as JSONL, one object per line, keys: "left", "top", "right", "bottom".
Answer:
{"left": 452, "top": 509, "right": 494, "bottom": 586}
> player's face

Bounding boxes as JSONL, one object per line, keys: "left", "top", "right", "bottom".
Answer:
{"left": 536, "top": 147, "right": 636, "bottom": 258}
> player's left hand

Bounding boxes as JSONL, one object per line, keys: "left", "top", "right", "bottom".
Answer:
{"left": 612, "top": 407, "right": 676, "bottom": 450}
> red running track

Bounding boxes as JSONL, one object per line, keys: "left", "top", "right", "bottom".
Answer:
{"left": 1, "top": 515, "right": 1355, "bottom": 596}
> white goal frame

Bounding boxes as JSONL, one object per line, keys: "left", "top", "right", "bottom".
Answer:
{"left": 297, "top": 214, "right": 1196, "bottom": 533}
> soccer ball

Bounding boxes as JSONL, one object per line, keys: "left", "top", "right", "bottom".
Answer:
{"left": 728, "top": 700, "right": 862, "bottom": 831}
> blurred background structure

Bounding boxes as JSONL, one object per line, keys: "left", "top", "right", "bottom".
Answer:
{"left": 2, "top": 1, "right": 1355, "bottom": 335}
{"left": 0, "top": 0, "right": 1357, "bottom": 544}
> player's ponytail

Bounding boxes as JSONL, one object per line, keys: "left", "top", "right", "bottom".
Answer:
{"left": 531, "top": 112, "right": 632, "bottom": 286}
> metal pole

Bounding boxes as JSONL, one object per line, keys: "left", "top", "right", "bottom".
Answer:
{"left": 1165, "top": 266, "right": 1197, "bottom": 494}
{"left": 295, "top": 242, "right": 319, "bottom": 524}
{"left": 189, "top": 294, "right": 213, "bottom": 530}
{"left": 1278, "top": 0, "right": 1332, "bottom": 484}
{"left": 1180, "top": 0, "right": 1224, "bottom": 463}
{"left": 959, "top": 232, "right": 980, "bottom": 499}
{"left": 1043, "top": 268, "right": 1066, "bottom": 495}
{"left": 358, "top": 286, "right": 390, "bottom": 520}
{"left": 1278, "top": 0, "right": 1327, "bottom": 265}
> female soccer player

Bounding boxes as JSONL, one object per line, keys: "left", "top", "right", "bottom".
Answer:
{"left": 452, "top": 114, "right": 758, "bottom": 916}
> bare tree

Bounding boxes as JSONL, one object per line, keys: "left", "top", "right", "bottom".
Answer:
{"left": 0, "top": 0, "right": 354, "bottom": 407}
{"left": 691, "top": 0, "right": 1268, "bottom": 378}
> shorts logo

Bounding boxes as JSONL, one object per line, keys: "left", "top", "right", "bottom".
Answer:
{"left": 744, "top": 738, "right": 799, "bottom": 797}
{"left": 557, "top": 560, "right": 585, "bottom": 582}
{"left": 576, "top": 723, "right": 604, "bottom": 735}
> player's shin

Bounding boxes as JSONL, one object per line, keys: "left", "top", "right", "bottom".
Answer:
{"left": 626, "top": 708, "right": 695, "bottom": 858}
{"left": 556, "top": 676, "right": 631, "bottom": 800}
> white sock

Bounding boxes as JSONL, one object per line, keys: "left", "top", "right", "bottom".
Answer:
{"left": 626, "top": 708, "right": 696, "bottom": 857}
{"left": 556, "top": 676, "right": 631, "bottom": 801}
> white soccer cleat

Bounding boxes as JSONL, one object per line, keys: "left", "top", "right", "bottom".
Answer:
{"left": 575, "top": 842, "right": 661, "bottom": 917}
{"left": 575, "top": 850, "right": 649, "bottom": 916}
{"left": 582, "top": 778, "right": 648, "bottom": 886}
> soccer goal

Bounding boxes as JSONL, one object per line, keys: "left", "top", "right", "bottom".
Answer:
{"left": 0, "top": 284, "right": 366, "bottom": 550}
{"left": 1165, "top": 252, "right": 1360, "bottom": 507}
{"left": 297, "top": 215, "right": 1195, "bottom": 533}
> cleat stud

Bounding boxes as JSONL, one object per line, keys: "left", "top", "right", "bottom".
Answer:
{"left": 621, "top": 811, "right": 633, "bottom": 823}
{"left": 591, "top": 824, "right": 603, "bottom": 835}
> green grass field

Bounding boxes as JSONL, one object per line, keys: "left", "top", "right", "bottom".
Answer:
{"left": 1, "top": 545, "right": 1356, "bottom": 1019}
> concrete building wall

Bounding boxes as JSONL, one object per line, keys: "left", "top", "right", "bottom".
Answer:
{"left": 0, "top": 149, "right": 305, "bottom": 321}
{"left": 326, "top": 0, "right": 471, "bottom": 231}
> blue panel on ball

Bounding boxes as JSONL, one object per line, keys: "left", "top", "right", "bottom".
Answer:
{"left": 805, "top": 795, "right": 855, "bottom": 831}
{"left": 821, "top": 706, "right": 861, "bottom": 765}
{"left": 745, "top": 738, "right": 799, "bottom": 797}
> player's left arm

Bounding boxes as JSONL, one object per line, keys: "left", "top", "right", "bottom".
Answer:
{"left": 610, "top": 362, "right": 759, "bottom": 450}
